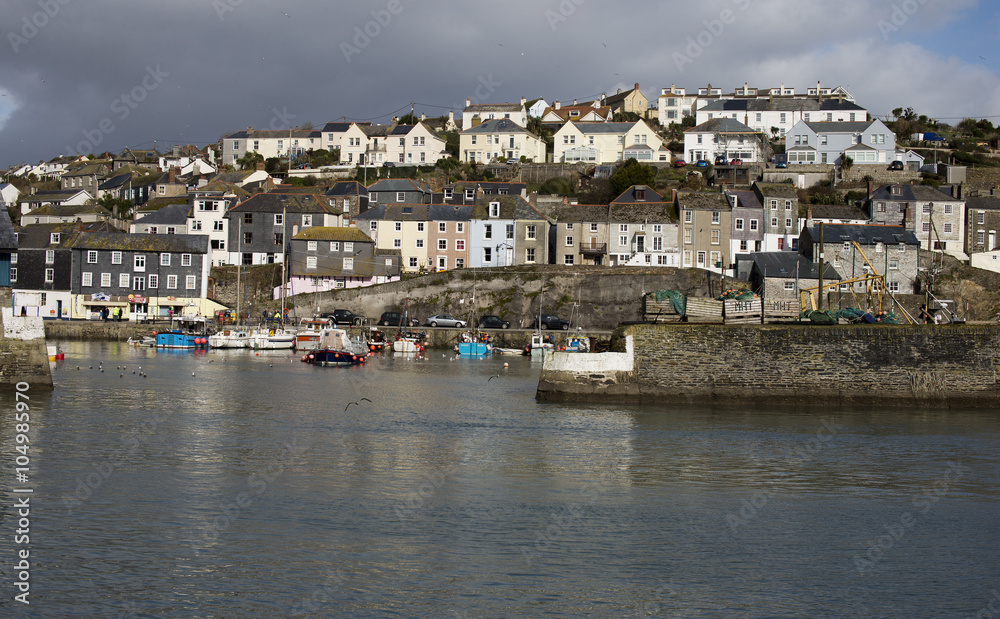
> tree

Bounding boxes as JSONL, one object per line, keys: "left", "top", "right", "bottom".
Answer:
{"left": 609, "top": 159, "right": 657, "bottom": 198}
{"left": 397, "top": 113, "right": 418, "bottom": 125}
{"left": 97, "top": 194, "right": 135, "bottom": 219}
{"left": 237, "top": 151, "right": 263, "bottom": 171}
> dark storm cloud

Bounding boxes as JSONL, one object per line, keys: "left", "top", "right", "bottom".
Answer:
{"left": 0, "top": 0, "right": 996, "bottom": 168}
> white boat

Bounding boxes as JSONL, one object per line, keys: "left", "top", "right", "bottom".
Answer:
{"left": 250, "top": 327, "right": 296, "bottom": 350}
{"left": 208, "top": 328, "right": 252, "bottom": 349}
{"left": 392, "top": 330, "right": 426, "bottom": 353}
{"left": 527, "top": 332, "right": 555, "bottom": 356}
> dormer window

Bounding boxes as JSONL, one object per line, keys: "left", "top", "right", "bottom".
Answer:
{"left": 635, "top": 189, "right": 646, "bottom": 201}
{"left": 891, "top": 186, "right": 902, "bottom": 196}
{"left": 50, "top": 233, "right": 60, "bottom": 244}
{"left": 465, "top": 189, "right": 474, "bottom": 200}
{"left": 396, "top": 192, "right": 405, "bottom": 202}
{"left": 444, "top": 188, "right": 453, "bottom": 200}
{"left": 489, "top": 202, "right": 500, "bottom": 218}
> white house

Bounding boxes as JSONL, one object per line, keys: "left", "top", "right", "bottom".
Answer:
{"left": 785, "top": 120, "right": 896, "bottom": 166}
{"left": 462, "top": 99, "right": 528, "bottom": 129}
{"left": 657, "top": 85, "right": 699, "bottom": 126}
{"left": 221, "top": 128, "right": 322, "bottom": 167}
{"left": 459, "top": 119, "right": 545, "bottom": 164}
{"left": 526, "top": 98, "right": 549, "bottom": 118}
{"left": 385, "top": 123, "right": 448, "bottom": 166}
{"left": 683, "top": 118, "right": 764, "bottom": 164}
{"left": 553, "top": 120, "right": 663, "bottom": 164}
{"left": 340, "top": 123, "right": 391, "bottom": 166}
{"left": 0, "top": 183, "right": 20, "bottom": 208}
{"left": 187, "top": 191, "right": 241, "bottom": 266}
{"left": 320, "top": 121, "right": 368, "bottom": 155}
{"left": 696, "top": 97, "right": 867, "bottom": 138}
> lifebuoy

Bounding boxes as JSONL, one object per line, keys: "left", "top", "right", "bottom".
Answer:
{"left": 269, "top": 330, "right": 275, "bottom": 337}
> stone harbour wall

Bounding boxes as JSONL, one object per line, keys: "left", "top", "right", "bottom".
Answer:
{"left": 537, "top": 324, "right": 1000, "bottom": 408}
{"left": 0, "top": 289, "right": 53, "bottom": 391}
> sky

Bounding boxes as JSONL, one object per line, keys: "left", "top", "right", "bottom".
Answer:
{"left": 1, "top": 0, "right": 998, "bottom": 169}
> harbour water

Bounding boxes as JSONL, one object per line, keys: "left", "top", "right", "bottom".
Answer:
{"left": 2, "top": 340, "right": 999, "bottom": 617}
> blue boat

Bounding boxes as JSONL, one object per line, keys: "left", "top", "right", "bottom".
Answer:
{"left": 301, "top": 328, "right": 368, "bottom": 366}
{"left": 156, "top": 316, "right": 211, "bottom": 349}
{"left": 455, "top": 332, "right": 491, "bottom": 357}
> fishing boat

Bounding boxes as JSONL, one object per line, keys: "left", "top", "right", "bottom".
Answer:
{"left": 208, "top": 328, "right": 252, "bottom": 349}
{"left": 364, "top": 327, "right": 388, "bottom": 353}
{"left": 563, "top": 334, "right": 590, "bottom": 352}
{"left": 455, "top": 331, "right": 491, "bottom": 357}
{"left": 392, "top": 330, "right": 426, "bottom": 353}
{"left": 156, "top": 315, "right": 211, "bottom": 349}
{"left": 294, "top": 320, "right": 331, "bottom": 350}
{"left": 524, "top": 332, "right": 555, "bottom": 356}
{"left": 127, "top": 335, "right": 156, "bottom": 347}
{"left": 301, "top": 327, "right": 369, "bottom": 366}
{"left": 250, "top": 326, "right": 296, "bottom": 350}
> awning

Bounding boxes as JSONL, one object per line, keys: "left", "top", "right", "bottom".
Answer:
{"left": 82, "top": 300, "right": 129, "bottom": 306}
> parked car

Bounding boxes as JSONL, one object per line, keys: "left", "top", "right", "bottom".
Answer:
{"left": 424, "top": 314, "right": 467, "bottom": 328}
{"left": 322, "top": 309, "right": 363, "bottom": 326}
{"left": 378, "top": 311, "right": 418, "bottom": 327}
{"left": 478, "top": 315, "right": 511, "bottom": 329}
{"left": 673, "top": 159, "right": 687, "bottom": 168}
{"left": 695, "top": 160, "right": 709, "bottom": 167}
{"left": 715, "top": 155, "right": 728, "bottom": 165}
{"left": 382, "top": 161, "right": 396, "bottom": 168}
{"left": 775, "top": 161, "right": 788, "bottom": 169}
{"left": 730, "top": 158, "right": 743, "bottom": 166}
{"left": 533, "top": 314, "right": 571, "bottom": 330}
{"left": 889, "top": 160, "right": 904, "bottom": 170}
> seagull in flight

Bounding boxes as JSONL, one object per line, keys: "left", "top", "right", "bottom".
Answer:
{"left": 344, "top": 397, "right": 371, "bottom": 412}
{"left": 282, "top": 11, "right": 291, "bottom": 18}
{"left": 488, "top": 373, "right": 502, "bottom": 381}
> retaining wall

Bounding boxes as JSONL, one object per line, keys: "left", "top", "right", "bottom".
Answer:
{"left": 537, "top": 324, "right": 1000, "bottom": 407}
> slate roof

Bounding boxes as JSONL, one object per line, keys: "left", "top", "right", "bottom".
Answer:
{"left": 98, "top": 173, "right": 134, "bottom": 190}
{"left": 569, "top": 121, "right": 639, "bottom": 135}
{"left": 677, "top": 191, "right": 730, "bottom": 211}
{"left": 686, "top": 118, "right": 757, "bottom": 134}
{"left": 325, "top": 181, "right": 368, "bottom": 197}
{"left": 224, "top": 129, "right": 320, "bottom": 139}
{"left": 966, "top": 196, "right": 1000, "bottom": 211}
{"left": 71, "top": 231, "right": 209, "bottom": 253}
{"left": 611, "top": 185, "right": 667, "bottom": 204}
{"left": 361, "top": 125, "right": 389, "bottom": 138}
{"left": 869, "top": 184, "right": 958, "bottom": 203}
{"left": 23, "top": 204, "right": 112, "bottom": 218}
{"left": 803, "top": 121, "right": 876, "bottom": 134}
{"left": 460, "top": 118, "right": 535, "bottom": 136}
{"left": 464, "top": 103, "right": 523, "bottom": 113}
{"left": 546, "top": 204, "right": 612, "bottom": 223}
{"left": 320, "top": 122, "right": 368, "bottom": 132}
{"left": 63, "top": 163, "right": 109, "bottom": 176}
{"left": 131, "top": 203, "right": 192, "bottom": 226}
{"left": 470, "top": 195, "right": 548, "bottom": 221}
{"left": 0, "top": 208, "right": 17, "bottom": 250}
{"left": 754, "top": 183, "right": 799, "bottom": 199}
{"left": 292, "top": 227, "right": 374, "bottom": 242}
{"left": 728, "top": 190, "right": 762, "bottom": 210}
{"left": 699, "top": 99, "right": 865, "bottom": 113}
{"left": 807, "top": 205, "right": 868, "bottom": 220}
{"left": 228, "top": 193, "right": 338, "bottom": 214}
{"left": 752, "top": 252, "right": 841, "bottom": 280}
{"left": 604, "top": 86, "right": 641, "bottom": 106}
{"left": 20, "top": 190, "right": 91, "bottom": 204}
{"left": 803, "top": 224, "right": 920, "bottom": 245}
{"left": 427, "top": 205, "right": 473, "bottom": 221}
{"left": 366, "top": 178, "right": 432, "bottom": 193}
{"left": 608, "top": 202, "right": 677, "bottom": 224}
{"left": 354, "top": 204, "right": 430, "bottom": 221}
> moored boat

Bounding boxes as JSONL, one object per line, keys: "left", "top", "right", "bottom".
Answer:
{"left": 365, "top": 327, "right": 388, "bottom": 352}
{"left": 294, "top": 320, "right": 331, "bottom": 350}
{"left": 525, "top": 332, "right": 555, "bottom": 356}
{"left": 156, "top": 316, "right": 211, "bottom": 349}
{"left": 455, "top": 331, "right": 491, "bottom": 357}
{"left": 208, "top": 328, "right": 252, "bottom": 349}
{"left": 301, "top": 327, "right": 369, "bottom": 366}
{"left": 250, "top": 326, "right": 296, "bottom": 350}
{"left": 392, "top": 330, "right": 426, "bottom": 353}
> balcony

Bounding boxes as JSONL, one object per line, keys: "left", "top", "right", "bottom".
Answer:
{"left": 579, "top": 242, "right": 608, "bottom": 256}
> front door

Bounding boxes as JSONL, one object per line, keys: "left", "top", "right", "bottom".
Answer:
{"left": 636, "top": 236, "right": 645, "bottom": 252}
{"left": 56, "top": 300, "right": 63, "bottom": 319}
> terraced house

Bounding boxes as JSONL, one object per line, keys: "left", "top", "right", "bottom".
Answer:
{"left": 677, "top": 191, "right": 732, "bottom": 274}
{"left": 225, "top": 193, "right": 345, "bottom": 265}
{"left": 281, "top": 226, "right": 399, "bottom": 297}
{"left": 69, "top": 232, "right": 218, "bottom": 320}
{"left": 468, "top": 195, "right": 549, "bottom": 269}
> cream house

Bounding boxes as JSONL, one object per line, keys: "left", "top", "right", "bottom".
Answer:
{"left": 459, "top": 119, "right": 545, "bottom": 164}
{"left": 221, "top": 128, "right": 321, "bottom": 166}
{"left": 553, "top": 120, "right": 662, "bottom": 163}
{"left": 340, "top": 123, "right": 391, "bottom": 166}
{"left": 386, "top": 123, "right": 448, "bottom": 166}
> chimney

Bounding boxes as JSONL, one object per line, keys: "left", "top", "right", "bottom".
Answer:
{"left": 744, "top": 81, "right": 748, "bottom": 94}
{"left": 420, "top": 113, "right": 426, "bottom": 121}
{"left": 958, "top": 183, "right": 964, "bottom": 200}
{"left": 573, "top": 99, "right": 577, "bottom": 106}
{"left": 168, "top": 166, "right": 178, "bottom": 183}
{"left": 617, "top": 88, "right": 623, "bottom": 95}
{"left": 807, "top": 204, "right": 813, "bottom": 223}
{"left": 448, "top": 110, "right": 454, "bottom": 124}
{"left": 816, "top": 80, "right": 822, "bottom": 102}
{"left": 554, "top": 100, "right": 561, "bottom": 110}
{"left": 671, "top": 188, "right": 677, "bottom": 203}
{"left": 562, "top": 195, "right": 569, "bottom": 204}
{"left": 520, "top": 97, "right": 526, "bottom": 106}
{"left": 528, "top": 191, "right": 538, "bottom": 207}
{"left": 476, "top": 186, "right": 485, "bottom": 200}
{"left": 951, "top": 184, "right": 958, "bottom": 199}
{"left": 466, "top": 98, "right": 471, "bottom": 108}
{"left": 634, "top": 83, "right": 639, "bottom": 91}
{"left": 247, "top": 126, "right": 253, "bottom": 134}
{"left": 256, "top": 161, "right": 265, "bottom": 171}
{"left": 867, "top": 179, "right": 872, "bottom": 199}
{"left": 173, "top": 145, "right": 179, "bottom": 157}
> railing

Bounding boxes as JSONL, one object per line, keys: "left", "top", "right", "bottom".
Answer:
{"left": 579, "top": 243, "right": 608, "bottom": 255}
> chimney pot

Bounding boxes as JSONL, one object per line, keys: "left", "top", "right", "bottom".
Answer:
{"left": 466, "top": 98, "right": 471, "bottom": 108}
{"left": 554, "top": 100, "right": 561, "bottom": 110}
{"left": 634, "top": 83, "right": 639, "bottom": 91}
{"left": 572, "top": 99, "right": 577, "bottom": 106}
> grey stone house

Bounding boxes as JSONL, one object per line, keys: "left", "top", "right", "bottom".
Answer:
{"left": 748, "top": 252, "right": 841, "bottom": 301}
{"left": 799, "top": 224, "right": 920, "bottom": 294}
{"left": 226, "top": 193, "right": 345, "bottom": 265}
{"left": 865, "top": 183, "right": 965, "bottom": 259}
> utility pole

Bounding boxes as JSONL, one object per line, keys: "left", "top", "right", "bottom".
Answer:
{"left": 817, "top": 222, "right": 825, "bottom": 311}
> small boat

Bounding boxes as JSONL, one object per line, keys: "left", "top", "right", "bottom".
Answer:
{"left": 493, "top": 347, "right": 523, "bottom": 356}
{"left": 301, "top": 327, "right": 369, "bottom": 366}
{"left": 156, "top": 316, "right": 211, "bottom": 349}
{"left": 47, "top": 344, "right": 64, "bottom": 361}
{"left": 563, "top": 334, "right": 590, "bottom": 352}
{"left": 127, "top": 336, "right": 156, "bottom": 347}
{"left": 525, "top": 332, "right": 555, "bottom": 356}
{"left": 392, "top": 330, "right": 426, "bottom": 353}
{"left": 208, "top": 328, "right": 251, "bottom": 349}
{"left": 365, "top": 327, "right": 388, "bottom": 353}
{"left": 455, "top": 331, "right": 491, "bottom": 357}
{"left": 250, "top": 326, "right": 296, "bottom": 350}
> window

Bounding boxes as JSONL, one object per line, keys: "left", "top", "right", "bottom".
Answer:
{"left": 739, "top": 240, "right": 748, "bottom": 251}
{"left": 683, "top": 250, "right": 692, "bottom": 267}
{"left": 394, "top": 222, "right": 402, "bottom": 231}
{"left": 161, "top": 253, "right": 171, "bottom": 266}
{"left": 456, "top": 240, "right": 465, "bottom": 251}
{"left": 415, "top": 239, "right": 424, "bottom": 248}
{"left": 489, "top": 202, "right": 500, "bottom": 217}
{"left": 274, "top": 214, "right": 283, "bottom": 225}
{"left": 45, "top": 250, "right": 55, "bottom": 264}
{"left": 526, "top": 225, "right": 536, "bottom": 240}
{"left": 977, "top": 212, "right": 986, "bottom": 225}
{"left": 749, "top": 220, "right": 758, "bottom": 231}
{"left": 888, "top": 281, "right": 900, "bottom": 293}
{"left": 771, "top": 217, "right": 778, "bottom": 228}
{"left": 274, "top": 232, "right": 284, "bottom": 246}
{"left": 683, "top": 228, "right": 693, "bottom": 244}
{"left": 506, "top": 224, "right": 514, "bottom": 240}
{"left": 898, "top": 243, "right": 905, "bottom": 253}
{"left": 456, "top": 222, "right": 464, "bottom": 233}
{"left": 165, "top": 274, "right": 177, "bottom": 289}
{"left": 922, "top": 204, "right": 931, "bottom": 214}
{"left": 8, "top": 252, "right": 14, "bottom": 265}
{"left": 80, "top": 271, "right": 91, "bottom": 286}
{"left": 343, "top": 257, "right": 354, "bottom": 270}
{"left": 134, "top": 255, "right": 146, "bottom": 272}
{"left": 87, "top": 250, "right": 98, "bottom": 264}
{"left": 684, "top": 210, "right": 692, "bottom": 223}
{"left": 132, "top": 276, "right": 145, "bottom": 291}
{"left": 484, "top": 247, "right": 492, "bottom": 262}
{"left": 944, "top": 204, "right": 953, "bottom": 215}
{"left": 8, "top": 268, "right": 14, "bottom": 282}
{"left": 735, "top": 218, "right": 744, "bottom": 230}
{"left": 438, "top": 239, "right": 448, "bottom": 250}
{"left": 329, "top": 242, "right": 340, "bottom": 252}
{"left": 370, "top": 221, "right": 378, "bottom": 231}
{"left": 438, "top": 222, "right": 447, "bottom": 232}
{"left": 922, "top": 222, "right": 931, "bottom": 233}
{"left": 696, "top": 251, "right": 706, "bottom": 266}
{"left": 396, "top": 192, "right": 405, "bottom": 202}
{"left": 184, "top": 275, "right": 195, "bottom": 290}
{"left": 943, "top": 223, "right": 953, "bottom": 234}
{"left": 484, "top": 224, "right": 492, "bottom": 240}
{"left": 563, "top": 254, "right": 574, "bottom": 265}
{"left": 711, "top": 230, "right": 720, "bottom": 245}
{"left": 416, "top": 223, "right": 424, "bottom": 232}
{"left": 50, "top": 232, "right": 60, "bottom": 244}
{"left": 244, "top": 232, "right": 253, "bottom": 245}
{"left": 244, "top": 213, "right": 253, "bottom": 224}
{"left": 302, "top": 215, "right": 312, "bottom": 227}
{"left": 526, "top": 248, "right": 535, "bottom": 263}
{"left": 119, "top": 273, "right": 130, "bottom": 287}
{"left": 653, "top": 236, "right": 663, "bottom": 251}
{"left": 565, "top": 235, "right": 574, "bottom": 247}
{"left": 785, "top": 218, "right": 792, "bottom": 228}
{"left": 889, "top": 259, "right": 899, "bottom": 270}
{"left": 618, "top": 235, "right": 627, "bottom": 246}
{"left": 590, "top": 223, "right": 599, "bottom": 232}
{"left": 101, "top": 273, "right": 111, "bottom": 287}
{"left": 307, "top": 241, "right": 317, "bottom": 252}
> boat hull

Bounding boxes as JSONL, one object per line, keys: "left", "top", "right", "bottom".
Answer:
{"left": 457, "top": 342, "right": 491, "bottom": 356}
{"left": 304, "top": 349, "right": 365, "bottom": 366}
{"left": 156, "top": 332, "right": 209, "bottom": 349}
